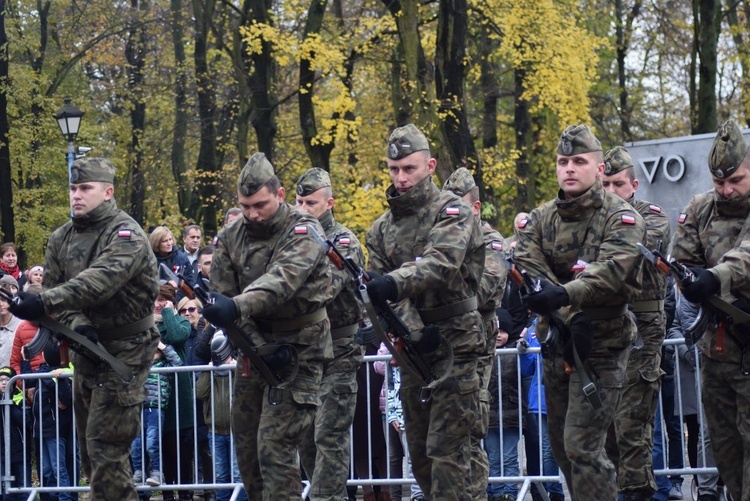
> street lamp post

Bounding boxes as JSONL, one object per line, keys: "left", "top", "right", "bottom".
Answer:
{"left": 53, "top": 98, "right": 85, "bottom": 181}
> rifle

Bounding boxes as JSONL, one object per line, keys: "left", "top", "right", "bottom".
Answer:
{"left": 636, "top": 242, "right": 750, "bottom": 352}
{"left": 309, "top": 225, "right": 453, "bottom": 403}
{"left": 0, "top": 287, "right": 133, "bottom": 382}
{"left": 506, "top": 252, "right": 602, "bottom": 409}
{"left": 176, "top": 276, "right": 299, "bottom": 405}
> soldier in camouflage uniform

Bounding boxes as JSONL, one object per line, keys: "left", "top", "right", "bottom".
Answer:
{"left": 202, "top": 153, "right": 333, "bottom": 501}
{"left": 442, "top": 167, "right": 508, "bottom": 501}
{"left": 601, "top": 146, "right": 672, "bottom": 501}
{"left": 515, "top": 125, "right": 646, "bottom": 501}
{"left": 670, "top": 120, "right": 750, "bottom": 501}
{"left": 364, "top": 124, "right": 486, "bottom": 500}
{"left": 294, "top": 168, "right": 365, "bottom": 501}
{"left": 10, "top": 158, "right": 159, "bottom": 501}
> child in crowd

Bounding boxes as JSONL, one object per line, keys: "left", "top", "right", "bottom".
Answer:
{"left": 131, "top": 339, "right": 183, "bottom": 487}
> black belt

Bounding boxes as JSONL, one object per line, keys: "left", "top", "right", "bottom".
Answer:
{"left": 100, "top": 315, "right": 155, "bottom": 341}
{"left": 256, "top": 308, "right": 328, "bottom": 333}
{"left": 581, "top": 304, "right": 628, "bottom": 321}
{"left": 330, "top": 323, "right": 358, "bottom": 340}
{"left": 418, "top": 296, "right": 478, "bottom": 324}
{"left": 631, "top": 299, "right": 664, "bottom": 313}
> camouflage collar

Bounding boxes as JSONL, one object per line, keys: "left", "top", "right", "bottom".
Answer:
{"left": 318, "top": 209, "right": 335, "bottom": 233}
{"left": 715, "top": 191, "right": 750, "bottom": 218}
{"left": 71, "top": 198, "right": 118, "bottom": 229}
{"left": 242, "top": 202, "right": 289, "bottom": 239}
{"left": 386, "top": 175, "right": 437, "bottom": 217}
{"left": 555, "top": 178, "right": 604, "bottom": 220}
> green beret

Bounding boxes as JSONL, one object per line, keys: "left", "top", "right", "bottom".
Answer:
{"left": 387, "top": 124, "right": 430, "bottom": 160}
{"left": 442, "top": 167, "right": 477, "bottom": 197}
{"left": 238, "top": 152, "right": 275, "bottom": 197}
{"left": 296, "top": 167, "right": 331, "bottom": 196}
{"left": 557, "top": 124, "right": 602, "bottom": 156}
{"left": 709, "top": 120, "right": 749, "bottom": 179}
{"left": 69, "top": 157, "right": 116, "bottom": 184}
{"left": 602, "top": 146, "right": 634, "bottom": 176}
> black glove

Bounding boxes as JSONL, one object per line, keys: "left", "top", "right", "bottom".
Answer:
{"left": 521, "top": 279, "right": 569, "bottom": 315}
{"left": 364, "top": 272, "right": 398, "bottom": 307}
{"left": 413, "top": 325, "right": 441, "bottom": 355}
{"left": 563, "top": 313, "right": 593, "bottom": 367}
{"left": 74, "top": 325, "right": 99, "bottom": 345}
{"left": 201, "top": 292, "right": 239, "bottom": 328}
{"left": 261, "top": 345, "right": 293, "bottom": 371}
{"left": 680, "top": 267, "right": 720, "bottom": 304}
{"left": 356, "top": 315, "right": 389, "bottom": 345}
{"left": 8, "top": 291, "right": 45, "bottom": 321}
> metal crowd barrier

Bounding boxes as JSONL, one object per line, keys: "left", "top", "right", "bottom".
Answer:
{"left": 0, "top": 339, "right": 718, "bottom": 500}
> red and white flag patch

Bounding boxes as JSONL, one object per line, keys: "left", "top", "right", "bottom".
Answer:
{"left": 621, "top": 214, "right": 636, "bottom": 225}
{"left": 678, "top": 213, "right": 687, "bottom": 224}
{"left": 338, "top": 237, "right": 351, "bottom": 246}
{"left": 649, "top": 205, "right": 661, "bottom": 213}
{"left": 491, "top": 241, "right": 503, "bottom": 251}
{"left": 518, "top": 218, "right": 528, "bottom": 228}
{"left": 445, "top": 207, "right": 460, "bottom": 216}
{"left": 294, "top": 225, "right": 308, "bottom": 235}
{"left": 118, "top": 229, "right": 132, "bottom": 238}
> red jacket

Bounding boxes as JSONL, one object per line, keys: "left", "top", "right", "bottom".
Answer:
{"left": 11, "top": 320, "right": 44, "bottom": 376}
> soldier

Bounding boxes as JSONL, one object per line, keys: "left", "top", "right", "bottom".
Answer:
{"left": 442, "top": 167, "right": 508, "bottom": 500}
{"left": 9, "top": 157, "right": 159, "bottom": 500}
{"left": 201, "top": 153, "right": 333, "bottom": 500}
{"left": 364, "top": 124, "right": 486, "bottom": 500}
{"left": 601, "top": 146, "right": 672, "bottom": 501}
{"left": 514, "top": 125, "right": 646, "bottom": 501}
{"left": 669, "top": 119, "right": 750, "bottom": 501}
{"left": 294, "top": 167, "right": 366, "bottom": 501}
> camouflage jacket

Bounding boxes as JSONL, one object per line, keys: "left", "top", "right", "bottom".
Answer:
{"left": 41, "top": 198, "right": 158, "bottom": 336}
{"left": 515, "top": 178, "right": 646, "bottom": 351}
{"left": 478, "top": 221, "right": 508, "bottom": 315}
{"left": 366, "top": 175, "right": 485, "bottom": 358}
{"left": 629, "top": 198, "right": 671, "bottom": 302}
{"left": 671, "top": 190, "right": 750, "bottom": 362}
{"left": 211, "top": 203, "right": 333, "bottom": 357}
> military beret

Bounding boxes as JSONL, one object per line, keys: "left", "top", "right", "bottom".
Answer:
{"left": 602, "top": 146, "right": 634, "bottom": 176}
{"left": 442, "top": 167, "right": 476, "bottom": 197}
{"left": 387, "top": 124, "right": 430, "bottom": 160}
{"left": 557, "top": 124, "right": 602, "bottom": 156}
{"left": 69, "top": 157, "right": 116, "bottom": 184}
{"left": 296, "top": 168, "right": 331, "bottom": 196}
{"left": 238, "top": 152, "right": 275, "bottom": 197}
{"left": 708, "top": 120, "right": 749, "bottom": 179}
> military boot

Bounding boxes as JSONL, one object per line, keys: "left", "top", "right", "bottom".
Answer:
{"left": 622, "top": 490, "right": 652, "bottom": 501}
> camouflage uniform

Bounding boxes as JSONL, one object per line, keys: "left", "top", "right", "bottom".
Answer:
{"left": 670, "top": 120, "right": 750, "bottom": 501}
{"left": 366, "top": 125, "right": 486, "bottom": 501}
{"left": 211, "top": 153, "right": 333, "bottom": 501}
{"left": 40, "top": 158, "right": 159, "bottom": 500}
{"left": 294, "top": 168, "right": 365, "bottom": 501}
{"left": 442, "top": 167, "right": 507, "bottom": 501}
{"left": 601, "top": 147, "right": 672, "bottom": 498}
{"left": 515, "top": 125, "right": 646, "bottom": 501}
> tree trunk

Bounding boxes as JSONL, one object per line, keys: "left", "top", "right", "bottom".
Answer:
{"left": 726, "top": 0, "right": 750, "bottom": 126}
{"left": 171, "top": 0, "right": 190, "bottom": 216}
{"left": 0, "top": 0, "right": 13, "bottom": 243}
{"left": 126, "top": 0, "right": 148, "bottom": 225}
{"left": 695, "top": 0, "right": 719, "bottom": 133}
{"left": 514, "top": 68, "right": 533, "bottom": 214}
{"left": 248, "top": 0, "right": 277, "bottom": 160}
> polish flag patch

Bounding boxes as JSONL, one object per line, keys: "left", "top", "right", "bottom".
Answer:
{"left": 678, "top": 213, "right": 687, "bottom": 224}
{"left": 338, "top": 237, "right": 351, "bottom": 246}
{"left": 445, "top": 207, "right": 460, "bottom": 216}
{"left": 212, "top": 236, "right": 219, "bottom": 246}
{"left": 294, "top": 225, "right": 308, "bottom": 235}
{"left": 118, "top": 229, "right": 132, "bottom": 238}
{"left": 491, "top": 241, "right": 503, "bottom": 251}
{"left": 518, "top": 218, "right": 528, "bottom": 228}
{"left": 649, "top": 205, "right": 662, "bottom": 213}
{"left": 621, "top": 214, "right": 636, "bottom": 225}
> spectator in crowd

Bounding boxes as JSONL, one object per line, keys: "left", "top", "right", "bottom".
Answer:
{"left": 132, "top": 339, "right": 184, "bottom": 487}
{"left": 26, "top": 340, "right": 74, "bottom": 501}
{"left": 223, "top": 208, "right": 242, "bottom": 227}
{"left": 23, "top": 266, "right": 43, "bottom": 291}
{"left": 149, "top": 226, "right": 196, "bottom": 292}
{"left": 10, "top": 284, "right": 46, "bottom": 376}
{"left": 0, "top": 365, "right": 31, "bottom": 499}
{"left": 518, "top": 317, "right": 565, "bottom": 501}
{"left": 195, "top": 246, "right": 214, "bottom": 292}
{"left": 182, "top": 225, "right": 203, "bottom": 268}
{"left": 485, "top": 309, "right": 526, "bottom": 501}
{"left": 373, "top": 342, "right": 424, "bottom": 501}
{"left": 153, "top": 283, "right": 194, "bottom": 501}
{"left": 196, "top": 332, "right": 247, "bottom": 501}
{"left": 0, "top": 278, "right": 21, "bottom": 367}
{"left": 0, "top": 243, "right": 24, "bottom": 287}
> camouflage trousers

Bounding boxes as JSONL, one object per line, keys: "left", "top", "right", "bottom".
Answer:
{"left": 401, "top": 358, "right": 479, "bottom": 501}
{"left": 605, "top": 348, "right": 663, "bottom": 494}
{"left": 701, "top": 356, "right": 750, "bottom": 501}
{"left": 543, "top": 347, "right": 629, "bottom": 501}
{"left": 232, "top": 361, "right": 322, "bottom": 501}
{"left": 72, "top": 330, "right": 158, "bottom": 501}
{"left": 468, "top": 353, "right": 493, "bottom": 501}
{"left": 298, "top": 345, "right": 362, "bottom": 501}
